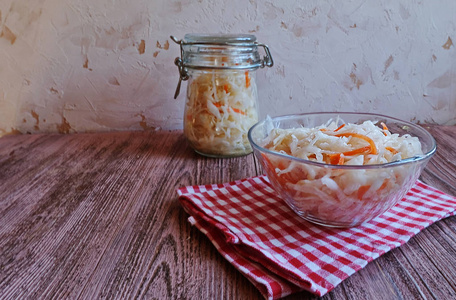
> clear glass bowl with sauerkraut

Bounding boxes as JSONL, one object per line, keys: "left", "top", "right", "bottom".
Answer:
{"left": 184, "top": 69, "right": 258, "bottom": 157}
{"left": 248, "top": 112, "right": 436, "bottom": 227}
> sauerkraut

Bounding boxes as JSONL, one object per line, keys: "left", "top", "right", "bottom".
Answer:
{"left": 262, "top": 119, "right": 423, "bottom": 165}
{"left": 184, "top": 70, "right": 258, "bottom": 157}
{"left": 259, "top": 119, "right": 424, "bottom": 226}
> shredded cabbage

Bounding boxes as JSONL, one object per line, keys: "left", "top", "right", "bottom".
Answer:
{"left": 260, "top": 119, "right": 424, "bottom": 226}
{"left": 184, "top": 70, "right": 258, "bottom": 156}
{"left": 262, "top": 120, "right": 423, "bottom": 165}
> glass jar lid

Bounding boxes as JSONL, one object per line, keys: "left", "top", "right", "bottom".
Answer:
{"left": 179, "top": 34, "right": 266, "bottom": 70}
{"left": 171, "top": 34, "right": 273, "bottom": 98}
{"left": 183, "top": 33, "right": 257, "bottom": 45}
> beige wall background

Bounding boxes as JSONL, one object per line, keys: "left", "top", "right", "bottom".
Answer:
{"left": 0, "top": 0, "right": 455, "bottom": 137}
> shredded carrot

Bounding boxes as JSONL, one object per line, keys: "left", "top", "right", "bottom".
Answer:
{"left": 223, "top": 84, "right": 230, "bottom": 94}
{"left": 341, "top": 146, "right": 371, "bottom": 156}
{"left": 357, "top": 180, "right": 389, "bottom": 199}
{"left": 358, "top": 185, "right": 370, "bottom": 199}
{"left": 385, "top": 146, "right": 398, "bottom": 154}
{"left": 381, "top": 122, "right": 389, "bottom": 136}
{"left": 335, "top": 133, "right": 378, "bottom": 155}
{"left": 329, "top": 153, "right": 345, "bottom": 165}
{"left": 213, "top": 102, "right": 246, "bottom": 115}
{"left": 334, "top": 124, "right": 346, "bottom": 132}
{"left": 319, "top": 128, "right": 328, "bottom": 132}
{"left": 245, "top": 71, "right": 250, "bottom": 88}
{"left": 325, "top": 146, "right": 369, "bottom": 165}
{"left": 261, "top": 153, "right": 271, "bottom": 165}
{"left": 379, "top": 180, "right": 388, "bottom": 190}
{"left": 231, "top": 107, "right": 246, "bottom": 115}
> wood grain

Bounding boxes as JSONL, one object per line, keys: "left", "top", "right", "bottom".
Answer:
{"left": 0, "top": 125, "right": 455, "bottom": 300}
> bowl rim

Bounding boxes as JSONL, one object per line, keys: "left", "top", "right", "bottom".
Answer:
{"left": 248, "top": 112, "right": 437, "bottom": 169}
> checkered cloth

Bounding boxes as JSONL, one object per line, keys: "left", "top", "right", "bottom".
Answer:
{"left": 177, "top": 175, "right": 456, "bottom": 299}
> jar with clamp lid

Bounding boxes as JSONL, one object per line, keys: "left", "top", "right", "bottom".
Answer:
{"left": 171, "top": 34, "right": 273, "bottom": 157}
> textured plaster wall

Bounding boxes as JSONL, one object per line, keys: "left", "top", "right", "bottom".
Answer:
{"left": 0, "top": 0, "right": 455, "bottom": 136}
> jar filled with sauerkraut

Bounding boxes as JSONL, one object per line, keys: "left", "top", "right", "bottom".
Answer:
{"left": 171, "top": 34, "right": 273, "bottom": 157}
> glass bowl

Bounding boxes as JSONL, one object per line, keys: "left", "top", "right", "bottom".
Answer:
{"left": 248, "top": 112, "right": 437, "bottom": 228}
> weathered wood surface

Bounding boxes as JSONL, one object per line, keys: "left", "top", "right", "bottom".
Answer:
{"left": 0, "top": 125, "right": 455, "bottom": 300}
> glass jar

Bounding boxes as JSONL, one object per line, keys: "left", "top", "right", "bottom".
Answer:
{"left": 171, "top": 34, "right": 273, "bottom": 158}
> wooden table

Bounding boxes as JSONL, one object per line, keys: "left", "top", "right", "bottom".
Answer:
{"left": 0, "top": 125, "right": 455, "bottom": 299}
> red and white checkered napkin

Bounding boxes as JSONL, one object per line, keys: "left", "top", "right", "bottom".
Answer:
{"left": 177, "top": 175, "right": 456, "bottom": 299}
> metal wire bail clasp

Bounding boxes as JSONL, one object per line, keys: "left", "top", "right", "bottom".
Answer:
{"left": 258, "top": 43, "right": 274, "bottom": 68}
{"left": 170, "top": 36, "right": 189, "bottom": 99}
